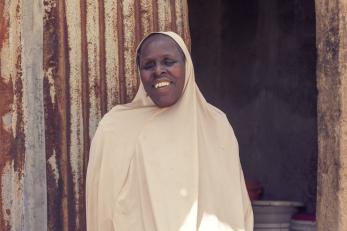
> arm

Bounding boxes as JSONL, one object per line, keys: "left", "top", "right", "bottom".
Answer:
{"left": 86, "top": 126, "right": 115, "bottom": 231}
{"left": 86, "top": 122, "right": 135, "bottom": 231}
{"left": 86, "top": 125, "right": 115, "bottom": 231}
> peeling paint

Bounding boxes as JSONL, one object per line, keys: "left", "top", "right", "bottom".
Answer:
{"left": 47, "top": 151, "right": 59, "bottom": 187}
{"left": 175, "top": 0, "right": 184, "bottom": 35}
{"left": 158, "top": 0, "right": 172, "bottom": 31}
{"left": 0, "top": 0, "right": 9, "bottom": 53}
{"left": 139, "top": 0, "right": 154, "bottom": 36}
{"left": 123, "top": 0, "right": 138, "bottom": 102}
{"left": 86, "top": 0, "right": 102, "bottom": 140}
{"left": 1, "top": 0, "right": 190, "bottom": 230}
{"left": 1, "top": 161, "right": 24, "bottom": 231}
{"left": 43, "top": 0, "right": 56, "bottom": 20}
{"left": 104, "top": 0, "right": 120, "bottom": 109}
{"left": 2, "top": 112, "right": 12, "bottom": 132}
{"left": 22, "top": 0, "right": 47, "bottom": 229}
{"left": 65, "top": 0, "right": 84, "bottom": 229}
{"left": 0, "top": 0, "right": 25, "bottom": 230}
{"left": 1, "top": 162, "right": 14, "bottom": 229}
{"left": 45, "top": 67, "right": 56, "bottom": 105}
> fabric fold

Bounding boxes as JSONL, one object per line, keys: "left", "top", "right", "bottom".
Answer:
{"left": 86, "top": 31, "right": 253, "bottom": 231}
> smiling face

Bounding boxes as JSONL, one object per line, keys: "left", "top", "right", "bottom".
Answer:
{"left": 138, "top": 34, "right": 185, "bottom": 107}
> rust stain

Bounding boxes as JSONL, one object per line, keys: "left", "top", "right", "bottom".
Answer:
{"left": 80, "top": 1, "right": 89, "bottom": 230}
{"left": 0, "top": 1, "right": 25, "bottom": 230}
{"left": 85, "top": 0, "right": 101, "bottom": 142}
{"left": 134, "top": 0, "right": 142, "bottom": 43}
{"left": 1, "top": 54, "right": 25, "bottom": 230}
{"left": 43, "top": 0, "right": 60, "bottom": 229}
{"left": 123, "top": 0, "right": 138, "bottom": 102}
{"left": 43, "top": 0, "right": 62, "bottom": 229}
{"left": 139, "top": 0, "right": 154, "bottom": 36}
{"left": 152, "top": 0, "right": 159, "bottom": 31}
{"left": 181, "top": 0, "right": 191, "bottom": 49}
{"left": 104, "top": 0, "right": 120, "bottom": 109}
{"left": 66, "top": 0, "right": 87, "bottom": 229}
{"left": 43, "top": 0, "right": 73, "bottom": 230}
{"left": 2, "top": 1, "right": 190, "bottom": 230}
{"left": 175, "top": 0, "right": 183, "bottom": 35}
{"left": 0, "top": 0, "right": 9, "bottom": 50}
{"left": 157, "top": 0, "right": 172, "bottom": 31}
{"left": 10, "top": 47, "right": 25, "bottom": 174}
{"left": 117, "top": 0, "right": 126, "bottom": 103}
{"left": 170, "top": 0, "right": 177, "bottom": 32}
{"left": 0, "top": 76, "right": 14, "bottom": 231}
{"left": 98, "top": 0, "right": 107, "bottom": 116}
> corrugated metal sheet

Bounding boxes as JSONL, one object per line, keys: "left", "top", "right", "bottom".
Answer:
{"left": 0, "top": 1, "right": 27, "bottom": 230}
{"left": 0, "top": 0, "right": 190, "bottom": 230}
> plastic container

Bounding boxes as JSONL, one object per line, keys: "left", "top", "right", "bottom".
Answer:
{"left": 290, "top": 214, "right": 316, "bottom": 231}
{"left": 290, "top": 220, "right": 316, "bottom": 231}
{"left": 254, "top": 223, "right": 290, "bottom": 231}
{"left": 252, "top": 200, "right": 303, "bottom": 224}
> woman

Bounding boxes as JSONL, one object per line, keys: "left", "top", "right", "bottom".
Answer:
{"left": 86, "top": 32, "right": 253, "bottom": 231}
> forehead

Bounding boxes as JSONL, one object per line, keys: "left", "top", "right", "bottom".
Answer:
{"left": 139, "top": 34, "right": 183, "bottom": 59}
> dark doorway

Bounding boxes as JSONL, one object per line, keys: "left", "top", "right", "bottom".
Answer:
{"left": 189, "top": 0, "right": 317, "bottom": 213}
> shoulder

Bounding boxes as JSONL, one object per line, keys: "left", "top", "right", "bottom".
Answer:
{"left": 96, "top": 105, "right": 130, "bottom": 133}
{"left": 206, "top": 103, "right": 238, "bottom": 141}
{"left": 89, "top": 105, "right": 138, "bottom": 159}
{"left": 206, "top": 103, "right": 231, "bottom": 124}
{"left": 89, "top": 106, "right": 127, "bottom": 148}
{"left": 93, "top": 103, "right": 149, "bottom": 144}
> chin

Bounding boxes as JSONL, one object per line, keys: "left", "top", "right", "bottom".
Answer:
{"left": 154, "top": 98, "right": 179, "bottom": 108}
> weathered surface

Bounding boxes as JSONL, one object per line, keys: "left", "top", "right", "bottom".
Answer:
{"left": 1, "top": 0, "right": 190, "bottom": 230}
{"left": 316, "top": 0, "right": 347, "bottom": 230}
{"left": 22, "top": 0, "right": 47, "bottom": 230}
{"left": 1, "top": 0, "right": 47, "bottom": 230}
{"left": 0, "top": 0, "right": 25, "bottom": 230}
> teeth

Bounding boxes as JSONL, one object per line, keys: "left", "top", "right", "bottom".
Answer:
{"left": 154, "top": 81, "right": 170, "bottom": 89}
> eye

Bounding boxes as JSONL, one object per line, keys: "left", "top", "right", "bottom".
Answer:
{"left": 164, "top": 59, "right": 176, "bottom": 66}
{"left": 141, "top": 62, "right": 155, "bottom": 70}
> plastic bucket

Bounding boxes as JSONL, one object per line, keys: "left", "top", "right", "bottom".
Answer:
{"left": 252, "top": 200, "right": 303, "bottom": 224}
{"left": 254, "top": 223, "right": 290, "bottom": 231}
{"left": 290, "top": 220, "right": 316, "bottom": 231}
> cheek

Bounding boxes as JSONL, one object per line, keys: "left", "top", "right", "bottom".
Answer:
{"left": 140, "top": 72, "right": 151, "bottom": 87}
{"left": 174, "top": 68, "right": 185, "bottom": 89}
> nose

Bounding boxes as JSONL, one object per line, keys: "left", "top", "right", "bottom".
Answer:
{"left": 154, "top": 63, "right": 166, "bottom": 77}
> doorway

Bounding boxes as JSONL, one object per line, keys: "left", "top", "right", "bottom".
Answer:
{"left": 188, "top": 0, "right": 317, "bottom": 214}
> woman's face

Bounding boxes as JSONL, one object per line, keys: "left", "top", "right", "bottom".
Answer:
{"left": 138, "top": 35, "right": 185, "bottom": 107}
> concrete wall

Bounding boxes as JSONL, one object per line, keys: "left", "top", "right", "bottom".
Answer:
{"left": 316, "top": 0, "right": 347, "bottom": 230}
{"left": 189, "top": 0, "right": 317, "bottom": 213}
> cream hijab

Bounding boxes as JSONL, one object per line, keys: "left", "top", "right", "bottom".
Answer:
{"left": 86, "top": 31, "right": 253, "bottom": 231}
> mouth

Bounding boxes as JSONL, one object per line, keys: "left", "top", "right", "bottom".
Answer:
{"left": 152, "top": 79, "right": 174, "bottom": 89}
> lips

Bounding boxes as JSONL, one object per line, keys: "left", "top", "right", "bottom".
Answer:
{"left": 154, "top": 81, "right": 170, "bottom": 88}
{"left": 152, "top": 78, "right": 174, "bottom": 89}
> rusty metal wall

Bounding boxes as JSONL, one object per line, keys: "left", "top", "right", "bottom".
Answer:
{"left": 0, "top": 0, "right": 190, "bottom": 230}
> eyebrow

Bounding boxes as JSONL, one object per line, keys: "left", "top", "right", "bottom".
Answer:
{"left": 136, "top": 41, "right": 185, "bottom": 66}
{"left": 141, "top": 54, "right": 177, "bottom": 62}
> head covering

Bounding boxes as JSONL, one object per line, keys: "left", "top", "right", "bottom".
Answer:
{"left": 86, "top": 32, "right": 253, "bottom": 231}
